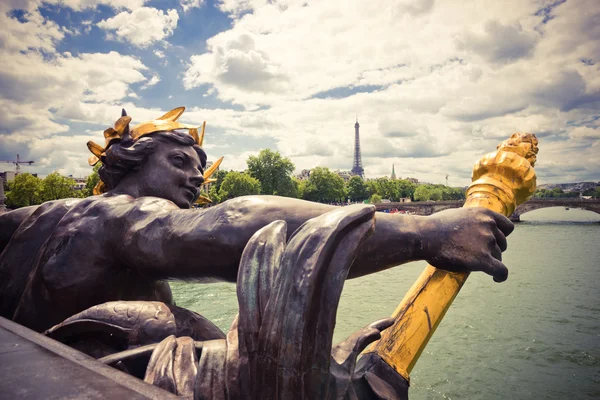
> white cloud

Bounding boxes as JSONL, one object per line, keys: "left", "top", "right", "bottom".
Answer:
{"left": 141, "top": 74, "right": 161, "bottom": 89}
{"left": 569, "top": 126, "right": 600, "bottom": 139}
{"left": 178, "top": 0, "right": 600, "bottom": 185}
{"left": 0, "top": 6, "right": 64, "bottom": 53}
{"left": 183, "top": 32, "right": 290, "bottom": 95}
{"left": 0, "top": 47, "right": 153, "bottom": 135}
{"left": 2, "top": 0, "right": 600, "bottom": 185}
{"left": 456, "top": 20, "right": 539, "bottom": 64}
{"left": 98, "top": 7, "right": 179, "bottom": 47}
{"left": 43, "top": 0, "right": 149, "bottom": 11}
{"left": 181, "top": 0, "right": 204, "bottom": 13}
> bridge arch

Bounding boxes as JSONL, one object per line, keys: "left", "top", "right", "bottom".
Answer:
{"left": 511, "top": 199, "right": 600, "bottom": 221}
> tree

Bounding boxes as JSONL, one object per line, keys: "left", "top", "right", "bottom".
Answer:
{"left": 247, "top": 149, "right": 296, "bottom": 197}
{"left": 413, "top": 185, "right": 430, "bottom": 201}
{"left": 396, "top": 179, "right": 417, "bottom": 200}
{"left": 429, "top": 188, "right": 442, "bottom": 201}
{"left": 204, "top": 169, "right": 230, "bottom": 204}
{"left": 294, "top": 177, "right": 307, "bottom": 199}
{"left": 369, "top": 193, "right": 382, "bottom": 204}
{"left": 218, "top": 171, "right": 261, "bottom": 200}
{"left": 303, "top": 167, "right": 346, "bottom": 203}
{"left": 366, "top": 180, "right": 380, "bottom": 197}
{"left": 346, "top": 176, "right": 369, "bottom": 202}
{"left": 6, "top": 173, "right": 42, "bottom": 208}
{"left": 83, "top": 163, "right": 101, "bottom": 197}
{"left": 41, "top": 172, "right": 77, "bottom": 202}
{"left": 583, "top": 187, "right": 600, "bottom": 198}
{"left": 212, "top": 170, "right": 229, "bottom": 193}
{"left": 375, "top": 177, "right": 399, "bottom": 201}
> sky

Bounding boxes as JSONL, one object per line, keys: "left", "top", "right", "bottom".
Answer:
{"left": 0, "top": 0, "right": 599, "bottom": 186}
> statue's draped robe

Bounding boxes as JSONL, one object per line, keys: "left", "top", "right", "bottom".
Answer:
{"left": 0, "top": 195, "right": 180, "bottom": 332}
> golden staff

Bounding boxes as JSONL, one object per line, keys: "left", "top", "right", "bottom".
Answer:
{"left": 362, "top": 133, "right": 539, "bottom": 381}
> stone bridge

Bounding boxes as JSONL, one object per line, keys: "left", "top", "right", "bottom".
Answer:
{"left": 509, "top": 198, "right": 600, "bottom": 221}
{"left": 375, "top": 198, "right": 600, "bottom": 221}
{"left": 375, "top": 200, "right": 465, "bottom": 215}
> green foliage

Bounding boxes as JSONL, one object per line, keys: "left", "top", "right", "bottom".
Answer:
{"left": 413, "top": 184, "right": 465, "bottom": 201}
{"left": 83, "top": 163, "right": 101, "bottom": 197}
{"left": 41, "top": 172, "right": 77, "bottom": 202}
{"left": 366, "top": 178, "right": 417, "bottom": 201}
{"left": 218, "top": 171, "right": 261, "bottom": 200}
{"left": 294, "top": 177, "right": 307, "bottom": 199}
{"left": 369, "top": 193, "right": 382, "bottom": 204}
{"left": 413, "top": 185, "right": 429, "bottom": 201}
{"left": 303, "top": 167, "right": 346, "bottom": 203}
{"left": 533, "top": 188, "right": 581, "bottom": 198}
{"left": 208, "top": 185, "right": 221, "bottom": 204}
{"left": 212, "top": 169, "right": 229, "bottom": 192}
{"left": 6, "top": 173, "right": 42, "bottom": 208}
{"left": 204, "top": 170, "right": 230, "bottom": 204}
{"left": 396, "top": 179, "right": 417, "bottom": 199}
{"left": 346, "top": 176, "right": 369, "bottom": 202}
{"left": 582, "top": 187, "right": 600, "bottom": 198}
{"left": 429, "top": 188, "right": 442, "bottom": 201}
{"left": 247, "top": 149, "right": 296, "bottom": 197}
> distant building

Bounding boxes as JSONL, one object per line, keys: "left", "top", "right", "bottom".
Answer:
{"left": 538, "top": 182, "right": 599, "bottom": 193}
{"left": 390, "top": 164, "right": 397, "bottom": 180}
{"left": 0, "top": 171, "right": 16, "bottom": 182}
{"left": 334, "top": 170, "right": 352, "bottom": 182}
{"left": 296, "top": 169, "right": 311, "bottom": 181}
{"left": 67, "top": 175, "right": 87, "bottom": 191}
{"left": 405, "top": 177, "right": 418, "bottom": 184}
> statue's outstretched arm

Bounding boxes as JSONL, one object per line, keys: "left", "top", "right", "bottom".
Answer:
{"left": 121, "top": 195, "right": 512, "bottom": 283}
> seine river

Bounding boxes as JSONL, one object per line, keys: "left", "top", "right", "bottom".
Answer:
{"left": 172, "top": 207, "right": 600, "bottom": 399}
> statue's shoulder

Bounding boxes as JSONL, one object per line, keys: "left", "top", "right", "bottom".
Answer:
{"left": 66, "top": 195, "right": 180, "bottom": 226}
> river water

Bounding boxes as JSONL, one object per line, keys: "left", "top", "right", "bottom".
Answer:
{"left": 172, "top": 207, "right": 600, "bottom": 399}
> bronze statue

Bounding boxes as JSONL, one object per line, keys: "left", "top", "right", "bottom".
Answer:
{"left": 0, "top": 107, "right": 521, "bottom": 398}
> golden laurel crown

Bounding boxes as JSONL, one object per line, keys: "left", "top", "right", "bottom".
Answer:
{"left": 86, "top": 107, "right": 223, "bottom": 203}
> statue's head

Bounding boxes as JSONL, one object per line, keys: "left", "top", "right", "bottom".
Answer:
{"left": 497, "top": 132, "right": 539, "bottom": 167}
{"left": 87, "top": 107, "right": 223, "bottom": 208}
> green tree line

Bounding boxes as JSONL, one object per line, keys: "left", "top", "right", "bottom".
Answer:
{"left": 3, "top": 149, "right": 468, "bottom": 209}
{"left": 533, "top": 187, "right": 596, "bottom": 198}
{"left": 203, "top": 149, "right": 465, "bottom": 205}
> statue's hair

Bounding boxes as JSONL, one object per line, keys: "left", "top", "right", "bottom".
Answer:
{"left": 98, "top": 131, "right": 207, "bottom": 191}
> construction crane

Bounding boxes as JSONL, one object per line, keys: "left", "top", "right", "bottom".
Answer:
{"left": 2, "top": 154, "right": 35, "bottom": 173}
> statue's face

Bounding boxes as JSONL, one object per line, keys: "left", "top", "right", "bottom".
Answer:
{"left": 134, "top": 140, "right": 205, "bottom": 208}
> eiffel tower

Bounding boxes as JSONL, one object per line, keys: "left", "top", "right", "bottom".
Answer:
{"left": 350, "top": 118, "right": 364, "bottom": 178}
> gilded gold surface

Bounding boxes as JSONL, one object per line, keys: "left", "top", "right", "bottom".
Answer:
{"left": 204, "top": 156, "right": 224, "bottom": 181}
{"left": 364, "top": 133, "right": 539, "bottom": 382}
{"left": 198, "top": 121, "right": 206, "bottom": 147}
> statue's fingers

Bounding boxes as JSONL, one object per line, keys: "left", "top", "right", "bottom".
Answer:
{"left": 492, "top": 212, "right": 514, "bottom": 236}
{"left": 487, "top": 257, "right": 509, "bottom": 283}
{"left": 491, "top": 243, "right": 502, "bottom": 261}
{"left": 368, "top": 317, "right": 395, "bottom": 333}
{"left": 493, "top": 227, "right": 508, "bottom": 252}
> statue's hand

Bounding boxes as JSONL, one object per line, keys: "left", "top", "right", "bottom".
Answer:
{"left": 418, "top": 207, "right": 514, "bottom": 282}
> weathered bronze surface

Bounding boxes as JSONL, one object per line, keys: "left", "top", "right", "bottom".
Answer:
{"left": 0, "top": 108, "right": 526, "bottom": 398}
